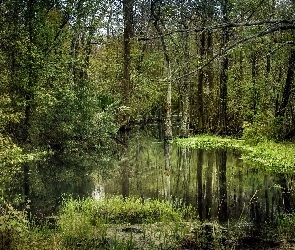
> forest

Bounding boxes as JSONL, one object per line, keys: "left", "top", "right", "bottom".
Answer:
{"left": 0, "top": 0, "right": 295, "bottom": 249}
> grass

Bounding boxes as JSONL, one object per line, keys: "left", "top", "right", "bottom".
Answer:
{"left": 58, "top": 196, "right": 194, "bottom": 249}
{"left": 2, "top": 196, "right": 295, "bottom": 249}
{"left": 0, "top": 197, "right": 195, "bottom": 249}
{"left": 176, "top": 134, "right": 295, "bottom": 173}
{"left": 59, "top": 196, "right": 191, "bottom": 225}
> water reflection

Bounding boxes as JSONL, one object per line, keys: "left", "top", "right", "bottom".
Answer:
{"left": 102, "top": 129, "right": 295, "bottom": 224}
{"left": 92, "top": 184, "right": 105, "bottom": 200}
{"left": 8, "top": 125, "right": 294, "bottom": 225}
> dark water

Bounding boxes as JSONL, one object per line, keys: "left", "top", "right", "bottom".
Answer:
{"left": 99, "top": 126, "right": 295, "bottom": 225}
{"left": 9, "top": 125, "right": 295, "bottom": 226}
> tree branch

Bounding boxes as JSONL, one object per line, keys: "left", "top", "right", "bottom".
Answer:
{"left": 137, "top": 19, "right": 295, "bottom": 41}
{"left": 175, "top": 24, "right": 295, "bottom": 81}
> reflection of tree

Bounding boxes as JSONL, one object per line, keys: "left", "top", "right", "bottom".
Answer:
{"left": 182, "top": 148, "right": 190, "bottom": 205}
{"left": 102, "top": 129, "right": 295, "bottom": 225}
{"left": 175, "top": 147, "right": 190, "bottom": 205}
{"left": 197, "top": 149, "right": 204, "bottom": 220}
{"left": 205, "top": 150, "right": 213, "bottom": 220}
{"left": 175, "top": 148, "right": 182, "bottom": 201}
{"left": 163, "top": 140, "right": 172, "bottom": 199}
{"left": 217, "top": 149, "right": 228, "bottom": 222}
{"left": 119, "top": 131, "right": 130, "bottom": 199}
{"left": 28, "top": 154, "right": 96, "bottom": 218}
{"left": 264, "top": 175, "right": 270, "bottom": 220}
{"left": 279, "top": 175, "right": 294, "bottom": 214}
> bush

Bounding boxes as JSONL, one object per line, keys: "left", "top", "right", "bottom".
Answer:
{"left": 0, "top": 204, "right": 29, "bottom": 249}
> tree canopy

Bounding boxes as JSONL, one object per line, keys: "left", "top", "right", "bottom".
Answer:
{"left": 1, "top": 0, "right": 295, "bottom": 206}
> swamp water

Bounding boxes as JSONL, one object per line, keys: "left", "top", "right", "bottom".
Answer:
{"left": 95, "top": 126, "right": 295, "bottom": 227}
{"left": 18, "top": 126, "right": 295, "bottom": 229}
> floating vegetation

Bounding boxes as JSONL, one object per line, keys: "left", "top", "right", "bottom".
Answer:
{"left": 176, "top": 135, "right": 295, "bottom": 173}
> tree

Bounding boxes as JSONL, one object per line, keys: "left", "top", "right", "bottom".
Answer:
{"left": 123, "top": 0, "right": 134, "bottom": 104}
{"left": 0, "top": 0, "right": 119, "bottom": 206}
{"left": 151, "top": 0, "right": 173, "bottom": 141}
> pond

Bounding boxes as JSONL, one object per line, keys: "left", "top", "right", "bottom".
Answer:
{"left": 97, "top": 125, "right": 295, "bottom": 225}
{"left": 16, "top": 124, "right": 295, "bottom": 227}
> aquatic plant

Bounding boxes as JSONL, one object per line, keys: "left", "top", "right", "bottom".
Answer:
{"left": 57, "top": 196, "right": 193, "bottom": 249}
{"left": 59, "top": 196, "right": 187, "bottom": 226}
{"left": 176, "top": 135, "right": 295, "bottom": 173}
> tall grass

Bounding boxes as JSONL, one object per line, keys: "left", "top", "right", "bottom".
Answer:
{"left": 1, "top": 196, "right": 295, "bottom": 249}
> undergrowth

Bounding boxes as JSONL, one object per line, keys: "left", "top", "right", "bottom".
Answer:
{"left": 2, "top": 196, "right": 295, "bottom": 249}
{"left": 57, "top": 196, "right": 194, "bottom": 249}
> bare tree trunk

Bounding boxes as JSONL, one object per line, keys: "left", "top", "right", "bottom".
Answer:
{"left": 218, "top": 0, "right": 230, "bottom": 135}
{"left": 165, "top": 62, "right": 173, "bottom": 140}
{"left": 206, "top": 31, "right": 215, "bottom": 131}
{"left": 276, "top": 49, "right": 295, "bottom": 119}
{"left": 251, "top": 52, "right": 258, "bottom": 117}
{"left": 219, "top": 54, "right": 229, "bottom": 135}
{"left": 197, "top": 31, "right": 205, "bottom": 132}
{"left": 123, "top": 0, "right": 134, "bottom": 104}
{"left": 180, "top": 28, "right": 190, "bottom": 138}
{"left": 276, "top": 49, "right": 295, "bottom": 139}
{"left": 151, "top": 0, "right": 173, "bottom": 141}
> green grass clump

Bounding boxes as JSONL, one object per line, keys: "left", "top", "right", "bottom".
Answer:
{"left": 59, "top": 196, "right": 186, "bottom": 226}
{"left": 176, "top": 135, "right": 295, "bottom": 173}
{"left": 58, "top": 196, "right": 192, "bottom": 249}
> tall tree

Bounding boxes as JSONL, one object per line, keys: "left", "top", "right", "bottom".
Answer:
{"left": 218, "top": 0, "right": 230, "bottom": 135}
{"left": 151, "top": 0, "right": 172, "bottom": 141}
{"left": 123, "top": 0, "right": 134, "bottom": 104}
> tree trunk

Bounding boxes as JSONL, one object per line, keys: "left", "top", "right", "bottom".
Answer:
{"left": 251, "top": 52, "right": 258, "bottom": 117}
{"left": 123, "top": 0, "right": 134, "bottom": 104}
{"left": 180, "top": 28, "right": 190, "bottom": 138}
{"left": 197, "top": 31, "right": 205, "bottom": 132}
{"left": 276, "top": 49, "right": 295, "bottom": 119}
{"left": 219, "top": 54, "right": 229, "bottom": 135}
{"left": 206, "top": 31, "right": 215, "bottom": 131}
{"left": 152, "top": 16, "right": 172, "bottom": 140}
{"left": 218, "top": 0, "right": 230, "bottom": 135}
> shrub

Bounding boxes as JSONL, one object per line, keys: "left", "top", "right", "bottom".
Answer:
{"left": 0, "top": 204, "right": 29, "bottom": 249}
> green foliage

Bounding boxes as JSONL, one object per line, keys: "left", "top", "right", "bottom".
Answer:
{"left": 0, "top": 0, "right": 119, "bottom": 208}
{"left": 90, "top": 39, "right": 167, "bottom": 122}
{"left": 176, "top": 135, "right": 295, "bottom": 173}
{"left": 57, "top": 196, "right": 193, "bottom": 249}
{"left": 59, "top": 196, "right": 186, "bottom": 227}
{"left": 242, "top": 114, "right": 283, "bottom": 144}
{"left": 0, "top": 204, "right": 29, "bottom": 249}
{"left": 276, "top": 214, "right": 295, "bottom": 240}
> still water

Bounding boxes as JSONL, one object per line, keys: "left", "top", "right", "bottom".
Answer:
{"left": 26, "top": 125, "right": 294, "bottom": 225}
{"left": 96, "top": 126, "right": 295, "bottom": 224}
